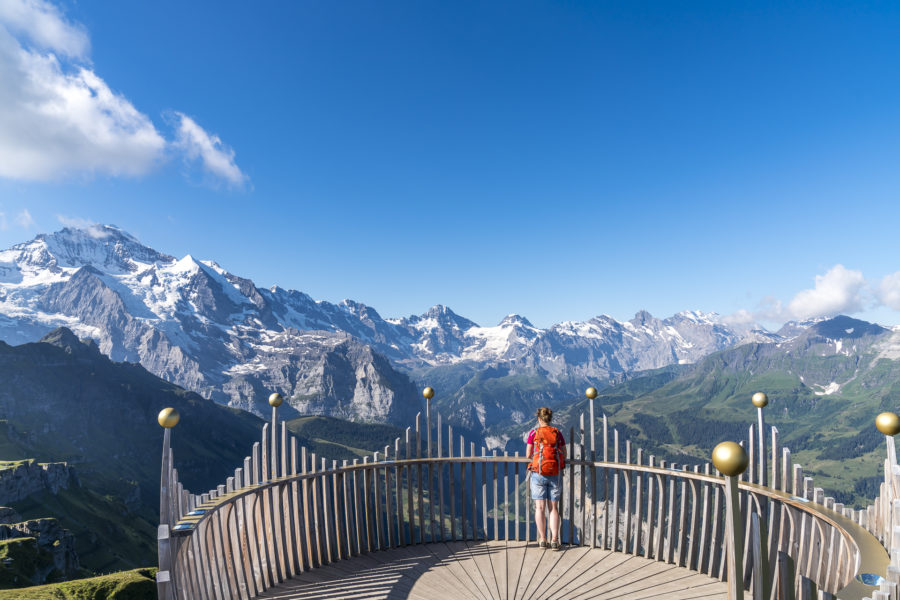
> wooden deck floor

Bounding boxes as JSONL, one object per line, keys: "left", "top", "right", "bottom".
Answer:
{"left": 258, "top": 541, "right": 729, "bottom": 600}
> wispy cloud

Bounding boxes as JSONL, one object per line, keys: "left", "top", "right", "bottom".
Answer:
{"left": 56, "top": 214, "right": 108, "bottom": 238}
{"left": 15, "top": 208, "right": 33, "bottom": 228}
{"left": 0, "top": 0, "right": 247, "bottom": 187}
{"left": 174, "top": 113, "right": 248, "bottom": 188}
{"left": 877, "top": 272, "right": 900, "bottom": 311}
{"left": 0, "top": 0, "right": 89, "bottom": 59}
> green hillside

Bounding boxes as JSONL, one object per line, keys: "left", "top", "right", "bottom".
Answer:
{"left": 553, "top": 316, "right": 900, "bottom": 507}
{"left": 0, "top": 328, "right": 412, "bottom": 584}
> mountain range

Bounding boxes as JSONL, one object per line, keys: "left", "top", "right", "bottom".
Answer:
{"left": 0, "top": 225, "right": 794, "bottom": 428}
{"left": 550, "top": 315, "right": 900, "bottom": 507}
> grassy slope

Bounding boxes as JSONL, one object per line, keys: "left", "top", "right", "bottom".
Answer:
{"left": 0, "top": 569, "right": 155, "bottom": 600}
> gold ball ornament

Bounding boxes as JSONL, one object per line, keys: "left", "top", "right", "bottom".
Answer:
{"left": 876, "top": 412, "right": 900, "bottom": 436}
{"left": 158, "top": 407, "right": 180, "bottom": 428}
{"left": 268, "top": 393, "right": 283, "bottom": 407}
{"left": 585, "top": 387, "right": 598, "bottom": 399}
{"left": 423, "top": 387, "right": 435, "bottom": 400}
{"left": 711, "top": 441, "right": 749, "bottom": 477}
{"left": 751, "top": 392, "right": 769, "bottom": 408}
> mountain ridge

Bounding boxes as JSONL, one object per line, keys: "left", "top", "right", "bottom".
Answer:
{"left": 0, "top": 225, "right": 804, "bottom": 423}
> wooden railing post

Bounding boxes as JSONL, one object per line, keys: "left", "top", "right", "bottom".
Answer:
{"left": 713, "top": 441, "right": 749, "bottom": 600}
{"left": 157, "top": 408, "right": 179, "bottom": 599}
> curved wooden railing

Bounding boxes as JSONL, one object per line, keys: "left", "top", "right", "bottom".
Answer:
{"left": 155, "top": 397, "right": 897, "bottom": 600}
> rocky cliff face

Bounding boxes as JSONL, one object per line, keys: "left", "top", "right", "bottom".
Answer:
{"left": 0, "top": 516, "right": 80, "bottom": 582}
{"left": 0, "top": 461, "right": 77, "bottom": 505}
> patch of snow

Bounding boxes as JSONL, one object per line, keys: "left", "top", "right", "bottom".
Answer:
{"left": 813, "top": 382, "right": 840, "bottom": 396}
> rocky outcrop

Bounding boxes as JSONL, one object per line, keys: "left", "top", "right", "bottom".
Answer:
{"left": 0, "top": 518, "right": 80, "bottom": 578}
{"left": 0, "top": 461, "right": 78, "bottom": 505}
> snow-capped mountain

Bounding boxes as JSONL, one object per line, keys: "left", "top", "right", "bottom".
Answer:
{"left": 0, "top": 225, "right": 789, "bottom": 422}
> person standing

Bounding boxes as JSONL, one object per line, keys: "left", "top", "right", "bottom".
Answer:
{"left": 526, "top": 407, "right": 566, "bottom": 549}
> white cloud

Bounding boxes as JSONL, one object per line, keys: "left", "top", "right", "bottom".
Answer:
{"left": 15, "top": 208, "right": 33, "bottom": 228}
{"left": 174, "top": 113, "right": 248, "bottom": 188}
{"left": 56, "top": 215, "right": 109, "bottom": 238}
{"left": 0, "top": 0, "right": 88, "bottom": 59}
{"left": 0, "top": 21, "right": 165, "bottom": 180}
{"left": 785, "top": 265, "right": 866, "bottom": 320}
{"left": 878, "top": 272, "right": 900, "bottom": 311}
{"left": 0, "top": 0, "right": 247, "bottom": 187}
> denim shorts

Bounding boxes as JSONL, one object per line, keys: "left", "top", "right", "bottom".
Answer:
{"left": 530, "top": 472, "right": 561, "bottom": 501}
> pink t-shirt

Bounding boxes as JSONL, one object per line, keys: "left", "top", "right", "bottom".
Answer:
{"left": 526, "top": 427, "right": 566, "bottom": 447}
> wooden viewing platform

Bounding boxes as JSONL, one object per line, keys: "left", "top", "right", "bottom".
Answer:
{"left": 153, "top": 392, "right": 900, "bottom": 600}
{"left": 259, "top": 541, "right": 728, "bottom": 600}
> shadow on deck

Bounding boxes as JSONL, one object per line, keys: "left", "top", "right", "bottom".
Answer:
{"left": 258, "top": 540, "right": 728, "bottom": 600}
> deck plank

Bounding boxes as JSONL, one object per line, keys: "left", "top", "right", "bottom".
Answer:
{"left": 261, "top": 542, "right": 728, "bottom": 600}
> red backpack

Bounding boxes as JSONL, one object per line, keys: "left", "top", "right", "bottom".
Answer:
{"left": 530, "top": 426, "right": 564, "bottom": 476}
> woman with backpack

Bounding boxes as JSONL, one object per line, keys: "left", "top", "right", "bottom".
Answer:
{"left": 526, "top": 406, "right": 566, "bottom": 550}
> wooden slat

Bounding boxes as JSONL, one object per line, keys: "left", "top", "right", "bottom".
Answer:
{"left": 481, "top": 447, "right": 488, "bottom": 540}
{"left": 590, "top": 398, "right": 598, "bottom": 549}
{"left": 426, "top": 401, "right": 436, "bottom": 543}
{"left": 352, "top": 457, "right": 363, "bottom": 555}
{"left": 493, "top": 449, "right": 499, "bottom": 540}
{"left": 665, "top": 464, "right": 676, "bottom": 564}
{"left": 633, "top": 448, "right": 643, "bottom": 556}
{"left": 514, "top": 451, "right": 520, "bottom": 542}
{"left": 503, "top": 452, "right": 509, "bottom": 540}
{"left": 342, "top": 459, "right": 353, "bottom": 556}
{"left": 612, "top": 429, "right": 620, "bottom": 551}
{"left": 569, "top": 424, "right": 575, "bottom": 545}
{"left": 602, "top": 414, "right": 610, "bottom": 550}
{"left": 449, "top": 426, "right": 456, "bottom": 542}
{"left": 383, "top": 447, "right": 394, "bottom": 549}
{"left": 676, "top": 465, "right": 688, "bottom": 567}
{"left": 406, "top": 429, "right": 414, "bottom": 546}
{"left": 471, "top": 442, "right": 477, "bottom": 540}
{"left": 438, "top": 414, "right": 445, "bottom": 542}
{"left": 646, "top": 456, "right": 657, "bottom": 560}
{"left": 697, "top": 464, "right": 711, "bottom": 574}
{"left": 624, "top": 439, "right": 633, "bottom": 554}
{"left": 656, "top": 460, "right": 666, "bottom": 563}
{"left": 417, "top": 413, "right": 426, "bottom": 544}
{"left": 460, "top": 436, "right": 468, "bottom": 541}
{"left": 366, "top": 455, "right": 378, "bottom": 552}
{"left": 579, "top": 412, "right": 586, "bottom": 544}
{"left": 395, "top": 437, "right": 403, "bottom": 547}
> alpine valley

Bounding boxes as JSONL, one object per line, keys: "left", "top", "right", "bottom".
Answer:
{"left": 0, "top": 224, "right": 897, "bottom": 580}
{"left": 1, "top": 225, "right": 898, "bottom": 504}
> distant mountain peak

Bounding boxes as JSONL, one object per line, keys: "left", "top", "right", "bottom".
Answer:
{"left": 499, "top": 314, "right": 534, "bottom": 328}
{"left": 10, "top": 225, "right": 173, "bottom": 274}
{"left": 38, "top": 326, "right": 100, "bottom": 357}
{"left": 807, "top": 315, "right": 888, "bottom": 340}
{"left": 630, "top": 310, "right": 656, "bottom": 326}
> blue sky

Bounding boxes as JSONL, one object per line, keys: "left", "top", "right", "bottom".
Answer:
{"left": 1, "top": 1, "right": 900, "bottom": 329}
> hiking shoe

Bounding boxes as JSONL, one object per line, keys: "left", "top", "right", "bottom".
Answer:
{"left": 538, "top": 540, "right": 548, "bottom": 549}
{"left": 550, "top": 541, "right": 560, "bottom": 551}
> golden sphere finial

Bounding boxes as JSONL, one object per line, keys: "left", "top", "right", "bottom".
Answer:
{"left": 751, "top": 392, "right": 769, "bottom": 408}
{"left": 585, "top": 387, "right": 598, "bottom": 400}
{"left": 158, "top": 407, "right": 180, "bottom": 428}
{"left": 423, "top": 387, "right": 435, "bottom": 400}
{"left": 268, "top": 393, "right": 283, "bottom": 407}
{"left": 876, "top": 412, "right": 900, "bottom": 436}
{"left": 711, "top": 441, "right": 749, "bottom": 477}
